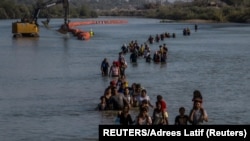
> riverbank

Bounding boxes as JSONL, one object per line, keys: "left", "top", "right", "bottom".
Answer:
{"left": 180, "top": 19, "right": 217, "bottom": 23}
{"left": 160, "top": 19, "right": 217, "bottom": 24}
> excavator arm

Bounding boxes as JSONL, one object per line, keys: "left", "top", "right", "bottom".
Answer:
{"left": 63, "top": 0, "right": 70, "bottom": 25}
{"left": 33, "top": 0, "right": 70, "bottom": 26}
{"left": 57, "top": 0, "right": 70, "bottom": 34}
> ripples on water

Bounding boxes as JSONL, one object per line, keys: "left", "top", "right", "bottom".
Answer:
{"left": 0, "top": 18, "right": 250, "bottom": 140}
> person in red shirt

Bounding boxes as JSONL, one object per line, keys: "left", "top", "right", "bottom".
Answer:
{"left": 156, "top": 95, "right": 168, "bottom": 124}
{"left": 156, "top": 95, "right": 167, "bottom": 112}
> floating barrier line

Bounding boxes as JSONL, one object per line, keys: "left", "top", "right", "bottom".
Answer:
{"left": 68, "top": 19, "right": 128, "bottom": 40}
{"left": 68, "top": 20, "right": 128, "bottom": 27}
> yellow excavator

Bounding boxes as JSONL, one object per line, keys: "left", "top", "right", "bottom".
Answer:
{"left": 12, "top": 0, "right": 70, "bottom": 38}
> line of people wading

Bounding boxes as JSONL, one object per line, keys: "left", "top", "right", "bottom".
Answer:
{"left": 98, "top": 24, "right": 207, "bottom": 125}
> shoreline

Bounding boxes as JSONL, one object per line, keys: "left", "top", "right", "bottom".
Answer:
{"left": 160, "top": 19, "right": 217, "bottom": 24}
{"left": 180, "top": 19, "right": 217, "bottom": 23}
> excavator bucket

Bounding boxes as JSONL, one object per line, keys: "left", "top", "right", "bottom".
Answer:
{"left": 57, "top": 23, "right": 69, "bottom": 34}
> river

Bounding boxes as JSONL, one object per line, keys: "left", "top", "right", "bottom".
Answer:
{"left": 0, "top": 17, "right": 250, "bottom": 141}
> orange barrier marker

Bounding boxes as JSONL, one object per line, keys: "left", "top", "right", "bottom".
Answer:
{"left": 68, "top": 19, "right": 128, "bottom": 40}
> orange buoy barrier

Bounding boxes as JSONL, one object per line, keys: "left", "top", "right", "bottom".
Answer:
{"left": 72, "top": 29, "right": 82, "bottom": 36}
{"left": 69, "top": 19, "right": 128, "bottom": 28}
{"left": 77, "top": 31, "right": 91, "bottom": 40}
{"left": 93, "top": 20, "right": 128, "bottom": 24}
{"left": 68, "top": 19, "right": 128, "bottom": 41}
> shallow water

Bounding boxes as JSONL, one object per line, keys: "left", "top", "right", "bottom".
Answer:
{"left": 0, "top": 17, "right": 250, "bottom": 140}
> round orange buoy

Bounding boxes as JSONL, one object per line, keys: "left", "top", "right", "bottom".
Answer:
{"left": 68, "top": 27, "right": 75, "bottom": 33}
{"left": 73, "top": 29, "right": 81, "bottom": 36}
{"left": 77, "top": 32, "right": 91, "bottom": 40}
{"left": 68, "top": 19, "right": 127, "bottom": 41}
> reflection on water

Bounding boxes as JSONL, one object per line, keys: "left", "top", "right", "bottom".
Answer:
{"left": 12, "top": 37, "right": 39, "bottom": 48}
